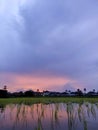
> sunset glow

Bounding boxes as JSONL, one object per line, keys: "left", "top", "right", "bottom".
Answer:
{"left": 0, "top": 73, "right": 81, "bottom": 92}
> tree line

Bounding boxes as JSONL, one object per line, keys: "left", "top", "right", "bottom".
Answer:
{"left": 0, "top": 86, "right": 98, "bottom": 98}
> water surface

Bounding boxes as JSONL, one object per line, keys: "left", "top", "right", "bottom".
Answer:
{"left": 0, "top": 102, "right": 98, "bottom": 130}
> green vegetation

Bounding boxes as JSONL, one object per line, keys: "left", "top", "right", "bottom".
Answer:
{"left": 0, "top": 97, "right": 98, "bottom": 106}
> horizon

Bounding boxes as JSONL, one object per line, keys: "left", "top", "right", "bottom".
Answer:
{"left": 0, "top": 0, "right": 98, "bottom": 92}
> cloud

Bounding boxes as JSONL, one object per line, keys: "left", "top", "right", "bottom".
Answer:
{"left": 0, "top": 0, "right": 98, "bottom": 91}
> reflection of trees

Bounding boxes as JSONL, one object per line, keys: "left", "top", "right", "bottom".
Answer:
{"left": 12, "top": 105, "right": 28, "bottom": 130}
{"left": 34, "top": 104, "right": 43, "bottom": 130}
{"left": 66, "top": 102, "right": 97, "bottom": 130}
{"left": 0, "top": 105, "right": 5, "bottom": 113}
{"left": 0, "top": 103, "right": 98, "bottom": 130}
{"left": 78, "top": 103, "right": 87, "bottom": 130}
{"left": 66, "top": 103, "right": 77, "bottom": 130}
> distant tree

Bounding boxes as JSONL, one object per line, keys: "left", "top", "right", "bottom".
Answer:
{"left": 84, "top": 88, "right": 86, "bottom": 94}
{"left": 68, "top": 90, "right": 71, "bottom": 93}
{"left": 77, "top": 89, "right": 80, "bottom": 92}
{"left": 0, "top": 87, "right": 8, "bottom": 98}
{"left": 93, "top": 89, "right": 95, "bottom": 93}
{"left": 24, "top": 90, "right": 35, "bottom": 97}
{"left": 3, "top": 85, "right": 7, "bottom": 90}
{"left": 65, "top": 90, "right": 68, "bottom": 93}
{"left": 76, "top": 89, "right": 83, "bottom": 96}
{"left": 37, "top": 89, "right": 39, "bottom": 92}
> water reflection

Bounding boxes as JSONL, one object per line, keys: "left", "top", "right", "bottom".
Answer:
{"left": 0, "top": 102, "right": 98, "bottom": 130}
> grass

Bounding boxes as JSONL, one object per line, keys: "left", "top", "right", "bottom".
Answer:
{"left": 0, "top": 97, "right": 98, "bottom": 106}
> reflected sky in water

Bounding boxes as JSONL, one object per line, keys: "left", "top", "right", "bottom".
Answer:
{"left": 0, "top": 103, "right": 98, "bottom": 130}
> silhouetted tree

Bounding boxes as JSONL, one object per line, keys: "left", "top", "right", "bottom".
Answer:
{"left": 0, "top": 89, "right": 8, "bottom": 98}
{"left": 24, "top": 90, "right": 35, "bottom": 97}
{"left": 37, "top": 89, "right": 39, "bottom": 92}
{"left": 84, "top": 88, "right": 86, "bottom": 94}
{"left": 3, "top": 85, "right": 7, "bottom": 90}
{"left": 93, "top": 89, "right": 95, "bottom": 93}
{"left": 76, "top": 89, "right": 83, "bottom": 96}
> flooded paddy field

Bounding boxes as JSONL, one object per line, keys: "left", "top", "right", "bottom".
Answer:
{"left": 0, "top": 101, "right": 98, "bottom": 130}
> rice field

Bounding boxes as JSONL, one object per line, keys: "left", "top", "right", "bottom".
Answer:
{"left": 0, "top": 101, "right": 98, "bottom": 130}
{"left": 0, "top": 97, "right": 98, "bottom": 106}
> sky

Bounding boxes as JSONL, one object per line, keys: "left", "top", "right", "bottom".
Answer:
{"left": 0, "top": 0, "right": 98, "bottom": 92}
